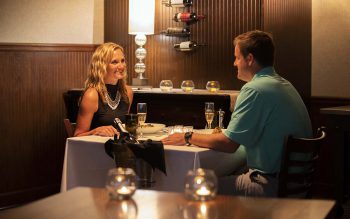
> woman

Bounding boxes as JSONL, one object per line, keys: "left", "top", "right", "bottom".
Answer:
{"left": 74, "top": 42, "right": 133, "bottom": 137}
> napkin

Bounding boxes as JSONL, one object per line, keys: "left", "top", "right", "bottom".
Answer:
{"left": 104, "top": 138, "right": 167, "bottom": 175}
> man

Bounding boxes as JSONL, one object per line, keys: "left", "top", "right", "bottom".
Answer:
{"left": 162, "top": 30, "right": 312, "bottom": 197}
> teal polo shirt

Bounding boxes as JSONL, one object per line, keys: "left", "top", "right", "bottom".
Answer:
{"left": 224, "top": 67, "right": 312, "bottom": 173}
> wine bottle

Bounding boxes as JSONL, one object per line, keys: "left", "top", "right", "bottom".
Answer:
{"left": 160, "top": 27, "right": 191, "bottom": 37}
{"left": 173, "top": 12, "right": 205, "bottom": 25}
{"left": 162, "top": 0, "right": 193, "bottom": 7}
{"left": 174, "top": 41, "right": 200, "bottom": 52}
{"left": 114, "top": 118, "right": 138, "bottom": 143}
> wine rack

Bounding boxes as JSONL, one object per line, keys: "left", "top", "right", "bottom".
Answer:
{"left": 161, "top": 0, "right": 205, "bottom": 52}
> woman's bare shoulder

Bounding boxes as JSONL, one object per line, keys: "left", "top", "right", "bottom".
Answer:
{"left": 82, "top": 87, "right": 99, "bottom": 100}
{"left": 80, "top": 87, "right": 99, "bottom": 109}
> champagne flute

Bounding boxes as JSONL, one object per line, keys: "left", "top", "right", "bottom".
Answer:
{"left": 205, "top": 102, "right": 215, "bottom": 129}
{"left": 137, "top": 103, "right": 147, "bottom": 138}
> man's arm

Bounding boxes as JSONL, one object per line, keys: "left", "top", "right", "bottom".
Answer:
{"left": 161, "top": 132, "right": 240, "bottom": 153}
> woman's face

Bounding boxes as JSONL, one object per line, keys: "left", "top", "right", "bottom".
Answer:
{"left": 105, "top": 49, "right": 126, "bottom": 84}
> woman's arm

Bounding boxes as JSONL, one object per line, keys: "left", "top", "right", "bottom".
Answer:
{"left": 74, "top": 88, "right": 117, "bottom": 137}
{"left": 126, "top": 85, "right": 134, "bottom": 112}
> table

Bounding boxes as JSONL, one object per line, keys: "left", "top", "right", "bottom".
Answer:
{"left": 61, "top": 134, "right": 246, "bottom": 192}
{"left": 320, "top": 105, "right": 350, "bottom": 214}
{"left": 1, "top": 187, "right": 336, "bottom": 219}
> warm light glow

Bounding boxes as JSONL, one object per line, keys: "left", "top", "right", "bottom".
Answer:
{"left": 196, "top": 186, "right": 211, "bottom": 196}
{"left": 129, "top": 0, "right": 155, "bottom": 35}
{"left": 117, "top": 186, "right": 132, "bottom": 195}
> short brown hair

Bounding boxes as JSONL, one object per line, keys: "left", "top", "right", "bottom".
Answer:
{"left": 234, "top": 30, "right": 275, "bottom": 67}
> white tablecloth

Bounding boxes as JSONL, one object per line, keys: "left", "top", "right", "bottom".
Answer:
{"left": 61, "top": 134, "right": 246, "bottom": 193}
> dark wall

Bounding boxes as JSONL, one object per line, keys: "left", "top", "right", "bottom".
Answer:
{"left": 105, "top": 0, "right": 311, "bottom": 97}
{"left": 105, "top": 0, "right": 262, "bottom": 90}
{"left": 263, "top": 0, "right": 312, "bottom": 98}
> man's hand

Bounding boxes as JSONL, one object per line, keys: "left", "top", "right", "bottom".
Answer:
{"left": 161, "top": 133, "right": 186, "bottom": 145}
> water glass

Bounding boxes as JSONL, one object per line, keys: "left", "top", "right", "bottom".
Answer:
{"left": 159, "top": 80, "right": 173, "bottom": 92}
{"left": 106, "top": 168, "right": 137, "bottom": 200}
{"left": 183, "top": 126, "right": 194, "bottom": 133}
{"left": 181, "top": 80, "right": 195, "bottom": 92}
{"left": 174, "top": 125, "right": 184, "bottom": 133}
{"left": 184, "top": 168, "right": 218, "bottom": 201}
{"left": 206, "top": 81, "right": 220, "bottom": 92}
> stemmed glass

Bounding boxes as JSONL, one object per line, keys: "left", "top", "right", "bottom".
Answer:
{"left": 205, "top": 102, "right": 215, "bottom": 129}
{"left": 137, "top": 103, "right": 147, "bottom": 138}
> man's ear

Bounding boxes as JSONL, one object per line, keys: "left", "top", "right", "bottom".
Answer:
{"left": 246, "top": 53, "right": 254, "bottom": 66}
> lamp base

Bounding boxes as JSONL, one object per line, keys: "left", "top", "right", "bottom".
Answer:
{"left": 132, "top": 77, "right": 149, "bottom": 86}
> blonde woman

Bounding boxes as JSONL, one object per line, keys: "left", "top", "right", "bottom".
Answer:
{"left": 74, "top": 43, "right": 133, "bottom": 137}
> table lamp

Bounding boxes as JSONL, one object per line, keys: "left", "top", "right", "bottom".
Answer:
{"left": 128, "top": 0, "right": 155, "bottom": 86}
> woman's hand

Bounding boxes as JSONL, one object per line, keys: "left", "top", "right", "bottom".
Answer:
{"left": 161, "top": 133, "right": 186, "bottom": 146}
{"left": 91, "top": 125, "right": 118, "bottom": 137}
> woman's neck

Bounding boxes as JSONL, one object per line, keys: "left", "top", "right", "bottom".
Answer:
{"left": 105, "top": 79, "right": 118, "bottom": 85}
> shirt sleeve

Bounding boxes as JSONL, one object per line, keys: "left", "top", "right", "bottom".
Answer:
{"left": 224, "top": 86, "right": 268, "bottom": 148}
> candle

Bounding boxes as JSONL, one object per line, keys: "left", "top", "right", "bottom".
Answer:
{"left": 196, "top": 186, "right": 211, "bottom": 196}
{"left": 117, "top": 186, "right": 132, "bottom": 195}
{"left": 183, "top": 87, "right": 193, "bottom": 92}
{"left": 209, "top": 88, "right": 218, "bottom": 92}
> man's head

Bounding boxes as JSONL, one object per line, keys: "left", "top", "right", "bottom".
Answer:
{"left": 233, "top": 30, "right": 275, "bottom": 82}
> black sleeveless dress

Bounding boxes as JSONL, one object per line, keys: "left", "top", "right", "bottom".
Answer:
{"left": 90, "top": 84, "right": 129, "bottom": 130}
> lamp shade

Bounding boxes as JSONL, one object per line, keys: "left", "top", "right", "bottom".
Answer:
{"left": 128, "top": 0, "right": 155, "bottom": 35}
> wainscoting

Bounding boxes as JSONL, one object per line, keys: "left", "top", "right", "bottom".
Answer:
{"left": 0, "top": 44, "right": 96, "bottom": 208}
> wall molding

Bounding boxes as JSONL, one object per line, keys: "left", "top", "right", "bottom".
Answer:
{"left": 0, "top": 43, "right": 98, "bottom": 52}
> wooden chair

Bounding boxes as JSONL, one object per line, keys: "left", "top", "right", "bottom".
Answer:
{"left": 64, "top": 118, "right": 76, "bottom": 138}
{"left": 278, "top": 128, "right": 326, "bottom": 198}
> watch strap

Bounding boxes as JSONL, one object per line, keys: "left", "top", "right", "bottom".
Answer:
{"left": 184, "top": 131, "right": 193, "bottom": 146}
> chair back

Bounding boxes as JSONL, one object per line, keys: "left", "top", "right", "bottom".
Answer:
{"left": 278, "top": 128, "right": 326, "bottom": 198}
{"left": 64, "top": 119, "right": 76, "bottom": 138}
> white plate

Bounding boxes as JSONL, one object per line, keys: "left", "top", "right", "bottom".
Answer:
{"left": 138, "top": 123, "right": 166, "bottom": 134}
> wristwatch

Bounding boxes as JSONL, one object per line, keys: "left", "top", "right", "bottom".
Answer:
{"left": 184, "top": 131, "right": 193, "bottom": 146}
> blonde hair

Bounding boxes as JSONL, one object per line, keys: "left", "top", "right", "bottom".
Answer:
{"left": 84, "top": 42, "right": 128, "bottom": 104}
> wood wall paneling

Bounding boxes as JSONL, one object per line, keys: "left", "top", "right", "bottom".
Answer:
{"left": 262, "top": 0, "right": 312, "bottom": 97}
{"left": 105, "top": 0, "right": 262, "bottom": 90}
{"left": 0, "top": 44, "right": 95, "bottom": 207}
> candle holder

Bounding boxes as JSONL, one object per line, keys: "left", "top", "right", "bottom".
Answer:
{"left": 206, "top": 81, "right": 220, "bottom": 92}
{"left": 106, "top": 168, "right": 137, "bottom": 200}
{"left": 159, "top": 80, "right": 173, "bottom": 92}
{"left": 181, "top": 80, "right": 195, "bottom": 92}
{"left": 184, "top": 168, "right": 218, "bottom": 201}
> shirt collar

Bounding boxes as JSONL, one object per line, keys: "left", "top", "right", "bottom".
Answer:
{"left": 252, "top": 66, "right": 276, "bottom": 80}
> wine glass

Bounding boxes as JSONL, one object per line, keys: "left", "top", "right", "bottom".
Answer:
{"left": 204, "top": 102, "right": 215, "bottom": 129}
{"left": 137, "top": 103, "right": 147, "bottom": 138}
